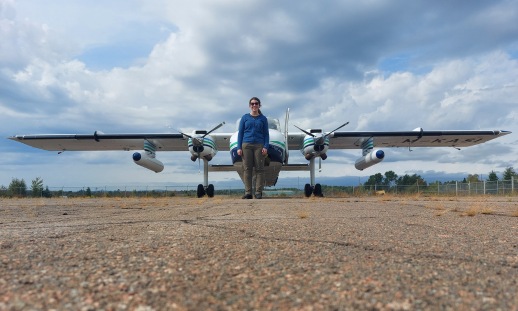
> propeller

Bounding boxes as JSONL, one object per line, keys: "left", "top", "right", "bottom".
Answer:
{"left": 295, "top": 122, "right": 349, "bottom": 147}
{"left": 293, "top": 125, "right": 315, "bottom": 137}
{"left": 179, "top": 121, "right": 226, "bottom": 150}
{"left": 178, "top": 122, "right": 226, "bottom": 169}
{"left": 324, "top": 122, "right": 349, "bottom": 138}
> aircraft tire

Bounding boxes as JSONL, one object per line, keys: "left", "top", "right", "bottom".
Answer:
{"left": 314, "top": 183, "right": 323, "bottom": 197}
{"left": 196, "top": 184, "right": 205, "bottom": 198}
{"left": 206, "top": 184, "right": 215, "bottom": 197}
{"left": 304, "top": 184, "right": 313, "bottom": 197}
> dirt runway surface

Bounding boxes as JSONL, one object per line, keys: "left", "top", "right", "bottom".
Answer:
{"left": 1, "top": 196, "right": 517, "bottom": 310}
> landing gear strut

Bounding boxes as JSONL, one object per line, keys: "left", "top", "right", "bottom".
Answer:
{"left": 196, "top": 159, "right": 215, "bottom": 198}
{"left": 303, "top": 158, "right": 324, "bottom": 197}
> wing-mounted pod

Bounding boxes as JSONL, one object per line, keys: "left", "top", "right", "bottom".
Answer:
{"left": 354, "top": 138, "right": 384, "bottom": 170}
{"left": 133, "top": 140, "right": 164, "bottom": 173}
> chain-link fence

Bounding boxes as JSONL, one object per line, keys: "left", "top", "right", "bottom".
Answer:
{"left": 360, "top": 179, "right": 516, "bottom": 196}
{"left": 1, "top": 178, "right": 515, "bottom": 198}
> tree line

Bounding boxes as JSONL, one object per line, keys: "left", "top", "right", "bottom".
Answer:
{"left": 1, "top": 177, "right": 52, "bottom": 198}
{"left": 2, "top": 167, "right": 517, "bottom": 198}
{"left": 363, "top": 167, "right": 518, "bottom": 188}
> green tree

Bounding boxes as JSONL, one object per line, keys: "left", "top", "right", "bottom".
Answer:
{"left": 466, "top": 174, "right": 480, "bottom": 183}
{"left": 383, "top": 171, "right": 398, "bottom": 187}
{"left": 364, "top": 173, "right": 384, "bottom": 187}
{"left": 85, "top": 187, "right": 92, "bottom": 197}
{"left": 31, "top": 177, "right": 44, "bottom": 197}
{"left": 8, "top": 178, "right": 27, "bottom": 197}
{"left": 396, "top": 174, "right": 427, "bottom": 186}
{"left": 503, "top": 167, "right": 516, "bottom": 181}
{"left": 42, "top": 186, "right": 52, "bottom": 198}
{"left": 487, "top": 170, "right": 499, "bottom": 182}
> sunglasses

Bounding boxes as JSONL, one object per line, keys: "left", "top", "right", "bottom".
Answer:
{"left": 250, "top": 102, "right": 260, "bottom": 106}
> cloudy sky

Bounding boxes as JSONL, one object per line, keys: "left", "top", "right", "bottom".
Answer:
{"left": 1, "top": 0, "right": 517, "bottom": 188}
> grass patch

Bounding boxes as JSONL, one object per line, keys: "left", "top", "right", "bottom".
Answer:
{"left": 298, "top": 211, "right": 309, "bottom": 219}
{"left": 480, "top": 208, "right": 494, "bottom": 215}
{"left": 464, "top": 207, "right": 478, "bottom": 217}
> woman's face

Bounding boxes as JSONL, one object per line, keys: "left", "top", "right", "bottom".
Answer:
{"left": 249, "top": 100, "right": 260, "bottom": 112}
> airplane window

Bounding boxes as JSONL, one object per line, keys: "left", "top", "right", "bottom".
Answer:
{"left": 268, "top": 118, "right": 280, "bottom": 130}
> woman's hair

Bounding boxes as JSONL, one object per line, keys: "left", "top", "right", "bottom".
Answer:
{"left": 249, "top": 97, "right": 262, "bottom": 114}
{"left": 249, "top": 97, "right": 261, "bottom": 105}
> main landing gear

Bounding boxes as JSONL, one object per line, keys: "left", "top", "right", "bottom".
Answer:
{"left": 197, "top": 184, "right": 215, "bottom": 198}
{"left": 304, "top": 183, "right": 323, "bottom": 197}
{"left": 195, "top": 159, "right": 216, "bottom": 198}
{"left": 303, "top": 158, "right": 324, "bottom": 197}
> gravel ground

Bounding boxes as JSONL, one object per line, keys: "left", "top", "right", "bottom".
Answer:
{"left": 0, "top": 196, "right": 517, "bottom": 310}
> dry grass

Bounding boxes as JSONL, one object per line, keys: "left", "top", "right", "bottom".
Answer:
{"left": 435, "top": 210, "right": 448, "bottom": 217}
{"left": 298, "top": 211, "right": 309, "bottom": 219}
{"left": 462, "top": 202, "right": 494, "bottom": 217}
{"left": 464, "top": 207, "right": 479, "bottom": 217}
{"left": 511, "top": 208, "right": 518, "bottom": 217}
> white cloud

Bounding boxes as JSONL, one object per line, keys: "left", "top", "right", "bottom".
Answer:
{"left": 1, "top": 0, "right": 517, "bottom": 187}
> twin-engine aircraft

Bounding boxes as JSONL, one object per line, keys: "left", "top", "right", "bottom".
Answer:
{"left": 9, "top": 109, "right": 510, "bottom": 197}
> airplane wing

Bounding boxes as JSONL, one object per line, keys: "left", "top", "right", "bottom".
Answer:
{"left": 287, "top": 130, "right": 511, "bottom": 150}
{"left": 8, "top": 132, "right": 234, "bottom": 152}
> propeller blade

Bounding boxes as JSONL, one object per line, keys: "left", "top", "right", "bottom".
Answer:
{"left": 324, "top": 122, "right": 349, "bottom": 138}
{"left": 203, "top": 121, "right": 226, "bottom": 137}
{"left": 177, "top": 130, "right": 192, "bottom": 139}
{"left": 294, "top": 125, "right": 316, "bottom": 137}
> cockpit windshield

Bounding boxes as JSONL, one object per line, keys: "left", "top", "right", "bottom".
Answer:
{"left": 268, "top": 118, "right": 280, "bottom": 130}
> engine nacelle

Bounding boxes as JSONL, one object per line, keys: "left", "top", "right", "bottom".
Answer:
{"left": 132, "top": 152, "right": 164, "bottom": 173}
{"left": 355, "top": 149, "right": 385, "bottom": 171}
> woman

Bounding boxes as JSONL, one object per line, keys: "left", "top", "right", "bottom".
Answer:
{"left": 237, "top": 97, "right": 270, "bottom": 199}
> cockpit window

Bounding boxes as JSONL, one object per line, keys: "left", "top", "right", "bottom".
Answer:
{"left": 268, "top": 118, "right": 280, "bottom": 130}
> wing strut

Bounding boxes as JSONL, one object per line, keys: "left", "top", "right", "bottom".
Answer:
{"left": 284, "top": 108, "right": 290, "bottom": 164}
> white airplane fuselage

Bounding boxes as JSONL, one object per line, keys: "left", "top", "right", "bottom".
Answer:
{"left": 227, "top": 118, "right": 287, "bottom": 187}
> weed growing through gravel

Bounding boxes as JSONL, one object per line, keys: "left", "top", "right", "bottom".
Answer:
{"left": 464, "top": 207, "right": 478, "bottom": 217}
{"left": 462, "top": 202, "right": 494, "bottom": 217}
{"left": 480, "top": 208, "right": 494, "bottom": 215}
{"left": 298, "top": 211, "right": 309, "bottom": 219}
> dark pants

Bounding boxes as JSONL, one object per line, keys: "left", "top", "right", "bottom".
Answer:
{"left": 242, "top": 143, "right": 265, "bottom": 195}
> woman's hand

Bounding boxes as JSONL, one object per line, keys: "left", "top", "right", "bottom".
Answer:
{"left": 261, "top": 148, "right": 267, "bottom": 155}
{"left": 237, "top": 149, "right": 242, "bottom": 156}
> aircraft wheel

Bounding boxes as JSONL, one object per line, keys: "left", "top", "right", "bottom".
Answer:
{"left": 206, "top": 184, "right": 215, "bottom": 197}
{"left": 196, "top": 184, "right": 205, "bottom": 198}
{"left": 313, "top": 183, "right": 324, "bottom": 197}
{"left": 304, "top": 184, "right": 313, "bottom": 197}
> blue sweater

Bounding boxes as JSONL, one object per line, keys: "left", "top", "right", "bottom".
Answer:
{"left": 237, "top": 113, "right": 270, "bottom": 150}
